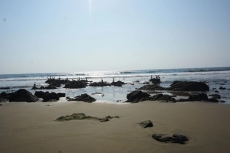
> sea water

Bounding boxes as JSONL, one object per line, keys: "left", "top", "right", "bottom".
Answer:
{"left": 0, "top": 67, "right": 230, "bottom": 103}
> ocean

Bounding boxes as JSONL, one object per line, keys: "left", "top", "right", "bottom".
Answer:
{"left": 0, "top": 67, "right": 230, "bottom": 103}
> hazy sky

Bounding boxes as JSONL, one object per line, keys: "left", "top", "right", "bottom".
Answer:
{"left": 0, "top": 0, "right": 230, "bottom": 74}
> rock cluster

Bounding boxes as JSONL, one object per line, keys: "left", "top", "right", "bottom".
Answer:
{"left": 140, "top": 81, "right": 209, "bottom": 91}
{"left": 8, "top": 89, "right": 39, "bottom": 102}
{"left": 64, "top": 80, "right": 87, "bottom": 89}
{"left": 34, "top": 91, "right": 65, "bottom": 102}
{"left": 126, "top": 91, "right": 150, "bottom": 103}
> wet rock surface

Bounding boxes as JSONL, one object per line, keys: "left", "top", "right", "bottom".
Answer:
{"left": 152, "top": 134, "right": 189, "bottom": 144}
{"left": 68, "top": 94, "right": 96, "bottom": 103}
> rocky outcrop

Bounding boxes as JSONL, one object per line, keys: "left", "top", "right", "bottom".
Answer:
{"left": 42, "top": 92, "right": 59, "bottom": 102}
{"left": 209, "top": 94, "right": 221, "bottom": 99}
{"left": 89, "top": 82, "right": 111, "bottom": 87}
{"left": 34, "top": 91, "right": 45, "bottom": 98}
{"left": 188, "top": 93, "right": 208, "bottom": 101}
{"left": 152, "top": 134, "right": 189, "bottom": 144}
{"left": 139, "top": 84, "right": 166, "bottom": 90}
{"left": 68, "top": 94, "right": 96, "bottom": 103}
{"left": 0, "top": 87, "right": 10, "bottom": 89}
{"left": 0, "top": 92, "right": 11, "bottom": 100}
{"left": 169, "top": 81, "right": 209, "bottom": 91}
{"left": 58, "top": 93, "right": 66, "bottom": 97}
{"left": 64, "top": 80, "right": 87, "bottom": 89}
{"left": 177, "top": 93, "right": 219, "bottom": 103}
{"left": 45, "top": 78, "right": 69, "bottom": 87}
{"left": 34, "top": 91, "right": 65, "bottom": 100}
{"left": 0, "top": 98, "right": 7, "bottom": 102}
{"left": 9, "top": 89, "right": 39, "bottom": 102}
{"left": 32, "top": 85, "right": 57, "bottom": 90}
{"left": 139, "top": 120, "right": 153, "bottom": 128}
{"left": 219, "top": 87, "right": 226, "bottom": 90}
{"left": 111, "top": 81, "right": 125, "bottom": 87}
{"left": 151, "top": 94, "right": 176, "bottom": 103}
{"left": 126, "top": 91, "right": 150, "bottom": 103}
{"left": 139, "top": 81, "right": 209, "bottom": 92}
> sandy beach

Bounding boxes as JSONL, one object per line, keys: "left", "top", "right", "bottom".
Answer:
{"left": 0, "top": 100, "right": 230, "bottom": 153}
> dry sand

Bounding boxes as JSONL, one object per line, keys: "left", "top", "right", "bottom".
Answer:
{"left": 0, "top": 99, "right": 230, "bottom": 153}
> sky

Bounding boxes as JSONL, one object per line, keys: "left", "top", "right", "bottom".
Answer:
{"left": 0, "top": 0, "right": 230, "bottom": 74}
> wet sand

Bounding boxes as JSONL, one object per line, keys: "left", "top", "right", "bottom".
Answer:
{"left": 0, "top": 99, "right": 230, "bottom": 153}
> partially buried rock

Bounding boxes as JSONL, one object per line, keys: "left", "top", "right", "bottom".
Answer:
{"left": 9, "top": 89, "right": 39, "bottom": 102}
{"left": 152, "top": 134, "right": 189, "bottom": 144}
{"left": 68, "top": 94, "right": 96, "bottom": 103}
{"left": 56, "top": 113, "right": 119, "bottom": 122}
{"left": 100, "top": 118, "right": 109, "bottom": 122}
{"left": 139, "top": 120, "right": 153, "bottom": 128}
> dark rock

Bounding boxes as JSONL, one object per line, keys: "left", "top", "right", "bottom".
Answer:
{"left": 0, "top": 98, "right": 7, "bottom": 102}
{"left": 45, "top": 77, "right": 69, "bottom": 87}
{"left": 111, "top": 81, "right": 125, "bottom": 87}
{"left": 209, "top": 94, "right": 221, "bottom": 99}
{"left": 64, "top": 80, "right": 87, "bottom": 89}
{"left": 220, "top": 100, "right": 225, "bottom": 103}
{"left": 68, "top": 94, "right": 96, "bottom": 103}
{"left": 9, "top": 89, "right": 39, "bottom": 102}
{"left": 189, "top": 93, "right": 208, "bottom": 101}
{"left": 56, "top": 113, "right": 118, "bottom": 122}
{"left": 143, "top": 81, "right": 149, "bottom": 84}
{"left": 219, "top": 87, "right": 226, "bottom": 90}
{"left": 139, "top": 84, "right": 165, "bottom": 90}
{"left": 100, "top": 118, "right": 109, "bottom": 122}
{"left": 34, "top": 91, "right": 45, "bottom": 98}
{"left": 139, "top": 120, "right": 153, "bottom": 128}
{"left": 126, "top": 91, "right": 150, "bottom": 103}
{"left": 151, "top": 94, "right": 176, "bottom": 103}
{"left": 89, "top": 81, "right": 111, "bottom": 87}
{"left": 32, "top": 85, "right": 57, "bottom": 90}
{"left": 169, "top": 81, "right": 209, "bottom": 91}
{"left": 215, "top": 90, "right": 219, "bottom": 93}
{"left": 208, "top": 98, "right": 219, "bottom": 103}
{"left": 43, "top": 92, "right": 59, "bottom": 102}
{"left": 0, "top": 92, "right": 11, "bottom": 100}
{"left": 56, "top": 113, "right": 96, "bottom": 121}
{"left": 0, "top": 87, "right": 10, "bottom": 89}
{"left": 58, "top": 93, "right": 66, "bottom": 97}
{"left": 149, "top": 78, "right": 160, "bottom": 84}
{"left": 152, "top": 134, "right": 189, "bottom": 144}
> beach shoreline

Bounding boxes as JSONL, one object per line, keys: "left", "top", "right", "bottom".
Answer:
{"left": 1, "top": 100, "right": 230, "bottom": 153}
